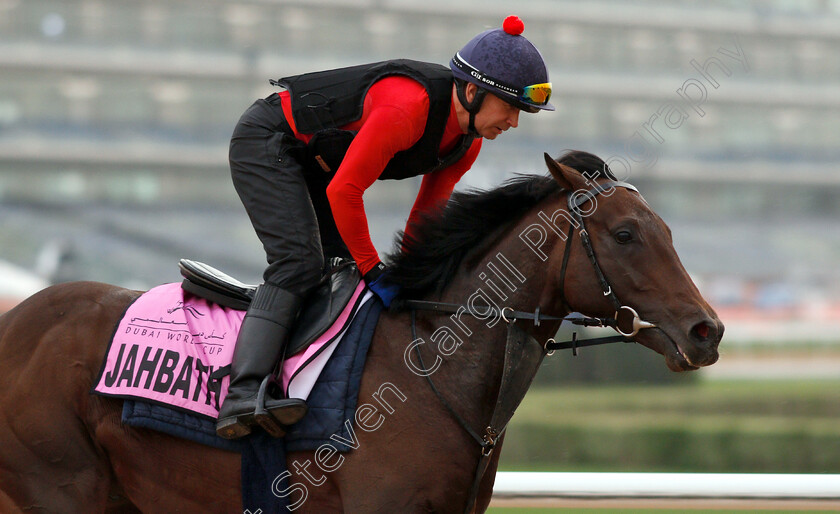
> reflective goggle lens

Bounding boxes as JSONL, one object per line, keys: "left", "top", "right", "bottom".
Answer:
{"left": 521, "top": 83, "right": 552, "bottom": 105}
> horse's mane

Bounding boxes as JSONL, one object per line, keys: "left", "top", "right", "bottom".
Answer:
{"left": 387, "top": 150, "right": 610, "bottom": 301}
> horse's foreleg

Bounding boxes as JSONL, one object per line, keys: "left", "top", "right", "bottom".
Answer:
{"left": 0, "top": 287, "right": 126, "bottom": 513}
{"left": 89, "top": 395, "right": 241, "bottom": 513}
{"left": 0, "top": 405, "right": 116, "bottom": 513}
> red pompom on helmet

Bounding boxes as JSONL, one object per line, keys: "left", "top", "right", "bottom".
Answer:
{"left": 503, "top": 15, "right": 524, "bottom": 36}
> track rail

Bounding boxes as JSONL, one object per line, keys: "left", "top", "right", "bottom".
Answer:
{"left": 491, "top": 472, "right": 840, "bottom": 510}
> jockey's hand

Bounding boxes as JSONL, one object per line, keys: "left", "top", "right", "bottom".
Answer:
{"left": 364, "top": 262, "right": 400, "bottom": 307}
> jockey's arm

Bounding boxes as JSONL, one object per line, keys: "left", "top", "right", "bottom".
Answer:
{"left": 325, "top": 78, "right": 430, "bottom": 276}
{"left": 401, "top": 141, "right": 481, "bottom": 247}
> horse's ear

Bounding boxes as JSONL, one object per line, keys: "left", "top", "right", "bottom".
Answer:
{"left": 544, "top": 153, "right": 582, "bottom": 190}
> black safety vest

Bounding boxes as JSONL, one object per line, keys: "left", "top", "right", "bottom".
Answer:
{"left": 274, "top": 59, "right": 475, "bottom": 180}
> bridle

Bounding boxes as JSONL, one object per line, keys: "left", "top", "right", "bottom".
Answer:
{"left": 402, "top": 180, "right": 658, "bottom": 514}
{"left": 554, "top": 180, "right": 657, "bottom": 342}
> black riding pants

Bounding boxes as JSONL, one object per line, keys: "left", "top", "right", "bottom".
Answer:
{"left": 229, "top": 94, "right": 349, "bottom": 296}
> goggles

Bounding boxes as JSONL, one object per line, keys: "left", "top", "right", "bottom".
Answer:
{"left": 520, "top": 83, "right": 552, "bottom": 106}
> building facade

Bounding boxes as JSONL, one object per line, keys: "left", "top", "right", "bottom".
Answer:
{"left": 1, "top": 0, "right": 838, "bottom": 310}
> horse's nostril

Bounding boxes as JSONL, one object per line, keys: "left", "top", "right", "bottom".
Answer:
{"left": 693, "top": 322, "right": 710, "bottom": 340}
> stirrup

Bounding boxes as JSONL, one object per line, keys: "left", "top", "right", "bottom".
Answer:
{"left": 253, "top": 376, "right": 285, "bottom": 437}
{"left": 253, "top": 376, "right": 308, "bottom": 438}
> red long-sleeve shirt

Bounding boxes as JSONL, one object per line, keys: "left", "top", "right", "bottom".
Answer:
{"left": 278, "top": 76, "right": 482, "bottom": 275}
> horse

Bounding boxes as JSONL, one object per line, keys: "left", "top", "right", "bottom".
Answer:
{"left": 0, "top": 151, "right": 722, "bottom": 513}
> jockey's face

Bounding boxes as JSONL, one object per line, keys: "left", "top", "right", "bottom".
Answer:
{"left": 474, "top": 92, "right": 521, "bottom": 140}
{"left": 456, "top": 83, "right": 522, "bottom": 140}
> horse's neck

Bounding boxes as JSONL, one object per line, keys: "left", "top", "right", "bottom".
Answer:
{"left": 420, "top": 209, "right": 566, "bottom": 429}
{"left": 444, "top": 202, "right": 569, "bottom": 338}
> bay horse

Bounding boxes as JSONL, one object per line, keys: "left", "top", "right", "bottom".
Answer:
{"left": 0, "top": 151, "right": 722, "bottom": 513}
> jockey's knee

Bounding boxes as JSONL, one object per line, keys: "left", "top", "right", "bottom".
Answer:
{"left": 264, "top": 257, "right": 324, "bottom": 297}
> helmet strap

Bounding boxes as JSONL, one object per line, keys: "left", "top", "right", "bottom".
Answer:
{"left": 456, "top": 81, "right": 487, "bottom": 137}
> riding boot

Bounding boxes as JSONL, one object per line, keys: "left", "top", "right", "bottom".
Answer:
{"left": 216, "top": 283, "right": 308, "bottom": 440}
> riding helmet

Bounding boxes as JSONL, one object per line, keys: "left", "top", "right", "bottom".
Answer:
{"left": 450, "top": 16, "right": 554, "bottom": 113}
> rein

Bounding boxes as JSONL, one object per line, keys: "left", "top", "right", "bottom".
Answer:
{"left": 403, "top": 299, "right": 633, "bottom": 352}
{"left": 403, "top": 180, "right": 657, "bottom": 514}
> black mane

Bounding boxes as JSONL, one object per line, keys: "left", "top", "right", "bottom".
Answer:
{"left": 387, "top": 150, "right": 609, "bottom": 301}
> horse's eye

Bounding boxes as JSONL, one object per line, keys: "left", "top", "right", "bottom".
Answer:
{"left": 614, "top": 230, "right": 634, "bottom": 244}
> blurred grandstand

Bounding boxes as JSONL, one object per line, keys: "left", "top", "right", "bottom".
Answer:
{"left": 1, "top": 0, "right": 839, "bottom": 354}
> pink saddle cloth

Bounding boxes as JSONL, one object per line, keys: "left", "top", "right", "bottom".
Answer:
{"left": 93, "top": 281, "right": 370, "bottom": 419}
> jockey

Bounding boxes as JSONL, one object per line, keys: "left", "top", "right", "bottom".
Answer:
{"left": 217, "top": 15, "right": 554, "bottom": 439}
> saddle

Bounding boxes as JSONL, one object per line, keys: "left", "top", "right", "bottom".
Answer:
{"left": 179, "top": 258, "right": 361, "bottom": 356}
